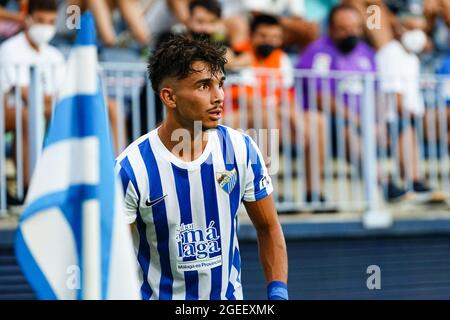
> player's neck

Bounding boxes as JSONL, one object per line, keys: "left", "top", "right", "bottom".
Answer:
{"left": 158, "top": 120, "right": 209, "bottom": 162}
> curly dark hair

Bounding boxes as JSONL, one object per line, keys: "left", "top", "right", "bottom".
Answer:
{"left": 148, "top": 35, "right": 227, "bottom": 92}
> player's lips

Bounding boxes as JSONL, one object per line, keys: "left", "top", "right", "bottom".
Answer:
{"left": 207, "top": 108, "right": 222, "bottom": 121}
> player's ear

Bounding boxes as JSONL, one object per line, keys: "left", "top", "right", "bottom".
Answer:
{"left": 160, "top": 87, "right": 177, "bottom": 109}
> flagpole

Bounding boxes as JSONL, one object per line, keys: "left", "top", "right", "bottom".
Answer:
{"left": 82, "top": 200, "right": 102, "bottom": 299}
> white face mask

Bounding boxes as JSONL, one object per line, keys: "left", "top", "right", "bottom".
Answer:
{"left": 401, "top": 29, "right": 427, "bottom": 54}
{"left": 28, "top": 23, "right": 56, "bottom": 47}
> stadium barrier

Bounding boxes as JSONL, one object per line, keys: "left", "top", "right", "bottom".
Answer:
{"left": 1, "top": 63, "right": 449, "bottom": 224}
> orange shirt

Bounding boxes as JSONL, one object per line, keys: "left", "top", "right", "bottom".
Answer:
{"left": 228, "top": 43, "right": 294, "bottom": 110}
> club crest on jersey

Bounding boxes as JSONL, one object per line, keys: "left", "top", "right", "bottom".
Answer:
{"left": 216, "top": 168, "right": 237, "bottom": 194}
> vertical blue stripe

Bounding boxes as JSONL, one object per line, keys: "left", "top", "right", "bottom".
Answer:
{"left": 119, "top": 157, "right": 150, "bottom": 300}
{"left": 216, "top": 126, "right": 241, "bottom": 300}
{"left": 200, "top": 154, "right": 222, "bottom": 300}
{"left": 139, "top": 139, "right": 173, "bottom": 300}
{"left": 119, "top": 157, "right": 141, "bottom": 201}
{"left": 233, "top": 246, "right": 241, "bottom": 279}
{"left": 118, "top": 167, "right": 130, "bottom": 196}
{"left": 244, "top": 135, "right": 268, "bottom": 199}
{"left": 135, "top": 212, "right": 153, "bottom": 300}
{"left": 171, "top": 165, "right": 199, "bottom": 300}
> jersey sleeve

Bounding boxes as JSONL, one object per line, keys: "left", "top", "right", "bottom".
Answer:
{"left": 242, "top": 134, "right": 273, "bottom": 202}
{"left": 115, "top": 159, "right": 139, "bottom": 224}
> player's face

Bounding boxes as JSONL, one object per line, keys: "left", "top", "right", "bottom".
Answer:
{"left": 172, "top": 61, "right": 225, "bottom": 130}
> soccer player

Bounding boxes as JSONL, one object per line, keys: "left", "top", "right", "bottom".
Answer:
{"left": 116, "top": 36, "right": 288, "bottom": 300}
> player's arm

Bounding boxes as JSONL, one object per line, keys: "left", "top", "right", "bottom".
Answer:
{"left": 116, "top": 160, "right": 139, "bottom": 229}
{"left": 244, "top": 195, "right": 288, "bottom": 300}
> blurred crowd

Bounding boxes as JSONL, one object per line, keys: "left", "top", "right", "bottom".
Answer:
{"left": 2, "top": 0, "right": 450, "bottom": 208}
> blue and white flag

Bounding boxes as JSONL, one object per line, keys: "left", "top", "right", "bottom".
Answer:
{"left": 15, "top": 12, "right": 140, "bottom": 300}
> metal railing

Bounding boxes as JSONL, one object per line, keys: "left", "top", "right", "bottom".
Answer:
{"left": 1, "top": 63, "right": 449, "bottom": 226}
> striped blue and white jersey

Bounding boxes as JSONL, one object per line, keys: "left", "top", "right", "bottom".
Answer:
{"left": 115, "top": 125, "right": 273, "bottom": 300}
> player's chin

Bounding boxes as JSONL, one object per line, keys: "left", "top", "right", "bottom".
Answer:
{"left": 202, "top": 119, "right": 220, "bottom": 131}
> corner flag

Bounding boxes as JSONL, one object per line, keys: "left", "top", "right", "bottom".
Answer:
{"left": 14, "top": 12, "right": 140, "bottom": 300}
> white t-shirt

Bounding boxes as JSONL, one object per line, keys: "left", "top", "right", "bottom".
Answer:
{"left": 375, "top": 40, "right": 425, "bottom": 118}
{"left": 0, "top": 32, "right": 65, "bottom": 96}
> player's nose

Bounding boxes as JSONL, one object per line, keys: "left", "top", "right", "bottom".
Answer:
{"left": 211, "top": 84, "right": 224, "bottom": 106}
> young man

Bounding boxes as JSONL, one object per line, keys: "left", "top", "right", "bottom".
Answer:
{"left": 296, "top": 5, "right": 376, "bottom": 199}
{"left": 116, "top": 36, "right": 288, "bottom": 300}
{"left": 0, "top": 0, "right": 64, "bottom": 196}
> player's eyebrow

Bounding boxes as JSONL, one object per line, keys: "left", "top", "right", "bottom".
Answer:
{"left": 194, "top": 76, "right": 226, "bottom": 86}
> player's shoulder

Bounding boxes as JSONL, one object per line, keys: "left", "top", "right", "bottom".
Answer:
{"left": 215, "top": 124, "right": 251, "bottom": 145}
{"left": 215, "top": 125, "right": 259, "bottom": 160}
{"left": 116, "top": 130, "right": 153, "bottom": 166}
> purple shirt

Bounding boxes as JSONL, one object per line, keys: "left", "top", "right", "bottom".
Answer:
{"left": 295, "top": 36, "right": 376, "bottom": 114}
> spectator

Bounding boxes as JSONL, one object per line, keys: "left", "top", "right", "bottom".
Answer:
{"left": 342, "top": 0, "right": 401, "bottom": 51}
{"left": 374, "top": 12, "right": 435, "bottom": 199}
{"left": 186, "top": 0, "right": 223, "bottom": 41}
{"left": 67, "top": 0, "right": 150, "bottom": 47}
{"left": 243, "top": 0, "right": 319, "bottom": 51}
{"left": 186, "top": 0, "right": 251, "bottom": 69}
{"left": 229, "top": 14, "right": 328, "bottom": 204}
{"left": 218, "top": 0, "right": 320, "bottom": 54}
{"left": 296, "top": 4, "right": 378, "bottom": 201}
{"left": 0, "top": 0, "right": 63, "bottom": 199}
{"left": 296, "top": 4, "right": 422, "bottom": 202}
